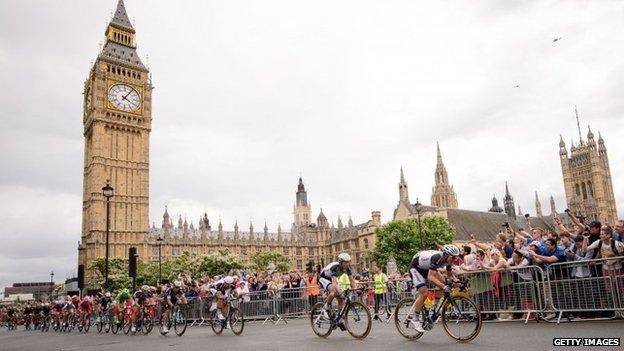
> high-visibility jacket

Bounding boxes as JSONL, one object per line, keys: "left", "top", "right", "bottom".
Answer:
{"left": 373, "top": 273, "right": 388, "bottom": 294}
{"left": 306, "top": 275, "right": 320, "bottom": 296}
{"left": 338, "top": 273, "right": 351, "bottom": 291}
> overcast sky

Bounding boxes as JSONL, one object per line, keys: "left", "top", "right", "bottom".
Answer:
{"left": 1, "top": 0, "right": 623, "bottom": 289}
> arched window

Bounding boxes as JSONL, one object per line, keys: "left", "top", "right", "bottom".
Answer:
{"left": 587, "top": 181, "right": 594, "bottom": 197}
{"left": 581, "top": 182, "right": 587, "bottom": 200}
{"left": 363, "top": 238, "right": 369, "bottom": 250}
{"left": 575, "top": 183, "right": 581, "bottom": 196}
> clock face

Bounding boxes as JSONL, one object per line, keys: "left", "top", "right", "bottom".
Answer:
{"left": 108, "top": 84, "right": 141, "bottom": 112}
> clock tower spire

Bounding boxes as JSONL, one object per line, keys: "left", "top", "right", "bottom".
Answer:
{"left": 78, "top": 0, "right": 152, "bottom": 287}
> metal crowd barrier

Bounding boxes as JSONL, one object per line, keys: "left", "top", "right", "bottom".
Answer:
{"left": 180, "top": 258, "right": 624, "bottom": 326}
{"left": 545, "top": 258, "right": 624, "bottom": 322}
{"left": 457, "top": 266, "right": 545, "bottom": 323}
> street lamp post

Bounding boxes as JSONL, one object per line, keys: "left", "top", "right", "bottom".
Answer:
{"left": 102, "top": 180, "right": 114, "bottom": 290}
{"left": 415, "top": 198, "right": 423, "bottom": 248}
{"left": 156, "top": 235, "right": 163, "bottom": 284}
{"left": 50, "top": 271, "right": 54, "bottom": 300}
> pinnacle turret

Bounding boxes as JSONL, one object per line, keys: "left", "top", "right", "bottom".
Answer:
{"left": 431, "top": 142, "right": 458, "bottom": 208}
{"left": 110, "top": 0, "right": 134, "bottom": 32}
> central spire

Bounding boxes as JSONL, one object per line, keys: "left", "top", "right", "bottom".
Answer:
{"left": 111, "top": 0, "right": 135, "bottom": 32}
{"left": 575, "top": 105, "right": 583, "bottom": 145}
{"left": 431, "top": 142, "right": 458, "bottom": 208}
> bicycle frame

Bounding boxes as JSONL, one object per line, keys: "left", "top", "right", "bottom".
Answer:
{"left": 405, "top": 280, "right": 471, "bottom": 329}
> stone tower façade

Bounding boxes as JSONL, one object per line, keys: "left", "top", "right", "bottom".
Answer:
{"left": 293, "top": 177, "right": 312, "bottom": 227}
{"left": 78, "top": 0, "right": 152, "bottom": 274}
{"left": 430, "top": 142, "right": 458, "bottom": 208}
{"left": 559, "top": 108, "right": 617, "bottom": 224}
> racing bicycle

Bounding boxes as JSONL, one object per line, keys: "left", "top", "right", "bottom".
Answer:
{"left": 394, "top": 278, "right": 482, "bottom": 343}
{"left": 310, "top": 288, "right": 372, "bottom": 339}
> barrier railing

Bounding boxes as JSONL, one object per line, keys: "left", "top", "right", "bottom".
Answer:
{"left": 180, "top": 258, "right": 623, "bottom": 325}
{"left": 545, "top": 257, "right": 624, "bottom": 322}
{"left": 457, "top": 266, "right": 545, "bottom": 322}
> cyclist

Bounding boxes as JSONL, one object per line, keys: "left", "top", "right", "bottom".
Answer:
{"left": 134, "top": 285, "right": 153, "bottom": 324}
{"left": 79, "top": 295, "right": 94, "bottom": 327}
{"left": 134, "top": 285, "right": 151, "bottom": 308}
{"left": 40, "top": 302, "right": 51, "bottom": 327}
{"left": 6, "top": 304, "right": 16, "bottom": 329}
{"left": 115, "top": 288, "right": 135, "bottom": 332}
{"left": 51, "top": 298, "right": 65, "bottom": 327}
{"left": 64, "top": 296, "right": 79, "bottom": 327}
{"left": 33, "top": 302, "right": 43, "bottom": 329}
{"left": 96, "top": 291, "right": 113, "bottom": 323}
{"left": 23, "top": 303, "right": 33, "bottom": 329}
{"left": 212, "top": 276, "right": 238, "bottom": 328}
{"left": 409, "top": 244, "right": 460, "bottom": 332}
{"left": 319, "top": 253, "right": 358, "bottom": 330}
{"left": 161, "top": 280, "right": 186, "bottom": 333}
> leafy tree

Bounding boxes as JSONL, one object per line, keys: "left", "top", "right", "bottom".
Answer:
{"left": 196, "top": 253, "right": 245, "bottom": 277}
{"left": 88, "top": 258, "right": 133, "bottom": 291}
{"left": 249, "top": 251, "right": 291, "bottom": 272}
{"left": 371, "top": 216, "right": 455, "bottom": 273}
{"left": 88, "top": 250, "right": 247, "bottom": 290}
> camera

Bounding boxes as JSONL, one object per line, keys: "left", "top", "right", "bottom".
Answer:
{"left": 524, "top": 213, "right": 530, "bottom": 218}
{"left": 564, "top": 208, "right": 570, "bottom": 213}
{"left": 502, "top": 222, "right": 510, "bottom": 228}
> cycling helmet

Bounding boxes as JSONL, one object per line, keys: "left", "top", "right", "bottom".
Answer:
{"left": 141, "top": 285, "right": 150, "bottom": 291}
{"left": 338, "top": 252, "right": 352, "bottom": 262}
{"left": 442, "top": 244, "right": 461, "bottom": 257}
{"left": 173, "top": 280, "right": 182, "bottom": 288}
{"left": 224, "top": 276, "right": 234, "bottom": 284}
{"left": 104, "top": 292, "right": 111, "bottom": 298}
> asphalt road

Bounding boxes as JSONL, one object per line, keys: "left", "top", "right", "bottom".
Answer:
{"left": 0, "top": 319, "right": 622, "bottom": 351}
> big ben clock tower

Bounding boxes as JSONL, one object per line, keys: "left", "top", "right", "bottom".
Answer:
{"left": 79, "top": 0, "right": 152, "bottom": 284}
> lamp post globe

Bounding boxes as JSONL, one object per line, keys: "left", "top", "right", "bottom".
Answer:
{"left": 415, "top": 198, "right": 423, "bottom": 248}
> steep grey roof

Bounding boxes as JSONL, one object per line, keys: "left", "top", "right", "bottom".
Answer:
{"left": 445, "top": 208, "right": 571, "bottom": 242}
{"left": 111, "top": 0, "right": 135, "bottom": 33}
{"left": 99, "top": 41, "right": 147, "bottom": 71}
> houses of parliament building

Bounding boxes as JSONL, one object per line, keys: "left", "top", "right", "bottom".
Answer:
{"left": 78, "top": 1, "right": 619, "bottom": 282}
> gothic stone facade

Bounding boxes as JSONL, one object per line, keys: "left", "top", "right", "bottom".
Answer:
{"left": 78, "top": 0, "right": 152, "bottom": 278}
{"left": 149, "top": 180, "right": 381, "bottom": 272}
{"left": 559, "top": 120, "right": 617, "bottom": 225}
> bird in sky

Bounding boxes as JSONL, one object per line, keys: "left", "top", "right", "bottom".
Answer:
{"left": 514, "top": 85, "right": 520, "bottom": 88}
{"left": 553, "top": 37, "right": 563, "bottom": 42}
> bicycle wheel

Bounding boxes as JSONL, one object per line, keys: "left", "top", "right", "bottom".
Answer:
{"left": 173, "top": 307, "right": 187, "bottom": 336}
{"left": 310, "top": 302, "right": 333, "bottom": 338}
{"left": 344, "top": 301, "right": 371, "bottom": 340}
{"left": 111, "top": 315, "right": 120, "bottom": 334}
{"left": 229, "top": 308, "right": 244, "bottom": 336}
{"left": 141, "top": 314, "right": 153, "bottom": 335}
{"left": 104, "top": 314, "right": 111, "bottom": 333}
{"left": 209, "top": 309, "right": 224, "bottom": 335}
{"left": 440, "top": 296, "right": 482, "bottom": 343}
{"left": 84, "top": 314, "right": 92, "bottom": 333}
{"left": 122, "top": 315, "right": 130, "bottom": 334}
{"left": 96, "top": 313, "right": 103, "bottom": 333}
{"left": 393, "top": 296, "right": 423, "bottom": 340}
